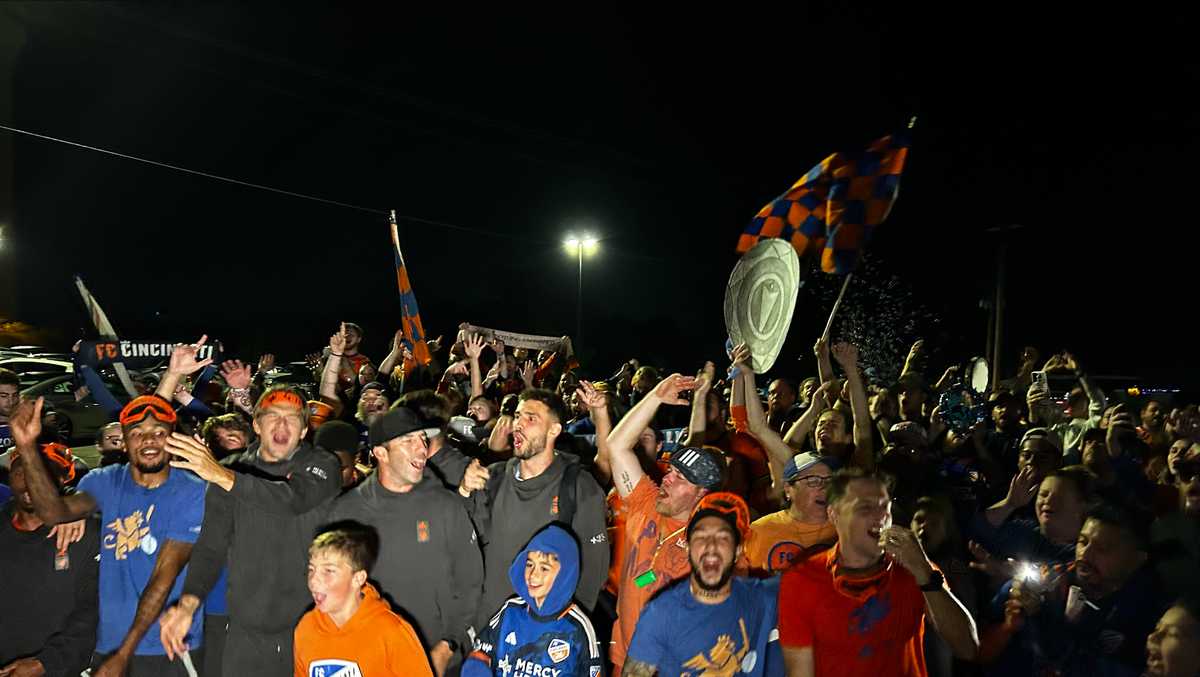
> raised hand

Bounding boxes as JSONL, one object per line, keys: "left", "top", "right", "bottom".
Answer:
{"left": 445, "top": 361, "right": 469, "bottom": 377}
{"left": 463, "top": 334, "right": 485, "bottom": 361}
{"left": 330, "top": 323, "right": 348, "bottom": 355}
{"left": 9, "top": 397, "right": 43, "bottom": 450}
{"left": 575, "top": 380, "right": 607, "bottom": 410}
{"left": 168, "top": 335, "right": 214, "bottom": 376}
{"left": 653, "top": 373, "right": 699, "bottom": 406}
{"left": 730, "top": 343, "right": 752, "bottom": 371}
{"left": 830, "top": 342, "right": 860, "bottom": 369}
{"left": 519, "top": 361, "right": 535, "bottom": 388}
{"left": 1062, "top": 352, "right": 1079, "bottom": 372}
{"left": 813, "top": 336, "right": 830, "bottom": 358}
{"left": 1005, "top": 465, "right": 1039, "bottom": 507}
{"left": 695, "top": 361, "right": 716, "bottom": 394}
{"left": 907, "top": 339, "right": 925, "bottom": 362}
{"left": 257, "top": 354, "right": 276, "bottom": 374}
{"left": 220, "top": 360, "right": 252, "bottom": 390}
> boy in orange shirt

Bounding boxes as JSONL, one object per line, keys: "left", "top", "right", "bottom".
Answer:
{"left": 294, "top": 528, "right": 433, "bottom": 677}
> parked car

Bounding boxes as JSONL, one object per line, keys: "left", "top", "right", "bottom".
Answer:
{"left": 21, "top": 373, "right": 120, "bottom": 444}
{"left": 0, "top": 356, "right": 73, "bottom": 378}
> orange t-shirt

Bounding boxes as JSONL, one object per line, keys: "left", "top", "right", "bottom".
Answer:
{"left": 609, "top": 476, "right": 691, "bottom": 672}
{"left": 778, "top": 546, "right": 930, "bottom": 677}
{"left": 605, "top": 488, "right": 630, "bottom": 596}
{"left": 294, "top": 583, "right": 433, "bottom": 677}
{"left": 746, "top": 511, "right": 838, "bottom": 575}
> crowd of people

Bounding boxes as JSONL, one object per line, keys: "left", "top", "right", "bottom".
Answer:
{"left": 0, "top": 319, "right": 1198, "bottom": 677}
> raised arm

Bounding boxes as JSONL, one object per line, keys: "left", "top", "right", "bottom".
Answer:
{"left": 155, "top": 335, "right": 215, "bottom": 402}
{"left": 463, "top": 333, "right": 486, "bottom": 400}
{"left": 682, "top": 362, "right": 715, "bottom": 447}
{"left": 378, "top": 329, "right": 405, "bottom": 380}
{"left": 320, "top": 324, "right": 348, "bottom": 405}
{"left": 783, "top": 381, "right": 833, "bottom": 449}
{"left": 577, "top": 381, "right": 615, "bottom": 487}
{"left": 607, "top": 373, "right": 697, "bottom": 498}
{"left": 831, "top": 342, "right": 874, "bottom": 470}
{"left": 734, "top": 347, "right": 792, "bottom": 500}
{"left": 814, "top": 337, "right": 834, "bottom": 385}
{"left": 10, "top": 398, "right": 97, "bottom": 525}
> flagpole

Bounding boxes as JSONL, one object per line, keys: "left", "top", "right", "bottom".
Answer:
{"left": 821, "top": 273, "right": 853, "bottom": 341}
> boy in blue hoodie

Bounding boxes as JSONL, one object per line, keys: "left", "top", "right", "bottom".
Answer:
{"left": 464, "top": 524, "right": 604, "bottom": 677}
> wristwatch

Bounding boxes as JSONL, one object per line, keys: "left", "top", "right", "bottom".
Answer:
{"left": 919, "top": 570, "right": 945, "bottom": 592}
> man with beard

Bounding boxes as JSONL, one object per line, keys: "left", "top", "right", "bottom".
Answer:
{"left": 0, "top": 442, "right": 99, "bottom": 677}
{"left": 778, "top": 468, "right": 978, "bottom": 676}
{"left": 14, "top": 389, "right": 208, "bottom": 677}
{"left": 623, "top": 493, "right": 783, "bottom": 677}
{"left": 440, "top": 388, "right": 608, "bottom": 633}
{"left": 604, "top": 373, "right": 728, "bottom": 674}
{"left": 158, "top": 368, "right": 342, "bottom": 677}
{"left": 327, "top": 406, "right": 483, "bottom": 676}
{"left": 982, "top": 503, "right": 1168, "bottom": 675}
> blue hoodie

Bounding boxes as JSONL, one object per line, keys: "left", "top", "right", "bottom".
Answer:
{"left": 464, "top": 524, "right": 604, "bottom": 677}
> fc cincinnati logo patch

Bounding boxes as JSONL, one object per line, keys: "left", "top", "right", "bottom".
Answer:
{"left": 547, "top": 638, "right": 571, "bottom": 663}
{"left": 308, "top": 659, "right": 362, "bottom": 677}
{"left": 417, "top": 521, "right": 430, "bottom": 543}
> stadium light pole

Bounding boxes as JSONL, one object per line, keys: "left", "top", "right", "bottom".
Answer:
{"left": 563, "top": 234, "right": 599, "bottom": 354}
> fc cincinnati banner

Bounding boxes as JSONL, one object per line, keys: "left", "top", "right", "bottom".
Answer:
{"left": 76, "top": 340, "right": 223, "bottom": 370}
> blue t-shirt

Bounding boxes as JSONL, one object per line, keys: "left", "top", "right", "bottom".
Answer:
{"left": 627, "top": 576, "right": 784, "bottom": 677}
{"left": 0, "top": 424, "right": 12, "bottom": 454}
{"left": 0, "top": 484, "right": 10, "bottom": 505}
{"left": 78, "top": 464, "right": 207, "bottom": 655}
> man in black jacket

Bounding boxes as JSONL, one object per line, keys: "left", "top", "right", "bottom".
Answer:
{"left": 328, "top": 406, "right": 483, "bottom": 676}
{"left": 0, "top": 448, "right": 99, "bottom": 677}
{"left": 158, "top": 386, "right": 342, "bottom": 677}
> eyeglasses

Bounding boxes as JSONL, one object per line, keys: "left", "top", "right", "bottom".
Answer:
{"left": 790, "top": 475, "right": 833, "bottom": 488}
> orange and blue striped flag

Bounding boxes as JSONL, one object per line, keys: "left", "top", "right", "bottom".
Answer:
{"left": 736, "top": 130, "right": 910, "bottom": 275}
{"left": 390, "top": 212, "right": 432, "bottom": 366}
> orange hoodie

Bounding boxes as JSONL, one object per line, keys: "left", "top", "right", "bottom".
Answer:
{"left": 294, "top": 583, "right": 433, "bottom": 677}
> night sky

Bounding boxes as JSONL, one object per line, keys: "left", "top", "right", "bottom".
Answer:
{"left": 6, "top": 4, "right": 1199, "bottom": 388}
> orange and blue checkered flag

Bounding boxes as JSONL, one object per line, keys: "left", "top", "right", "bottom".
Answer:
{"left": 390, "top": 211, "right": 432, "bottom": 366}
{"left": 736, "top": 129, "right": 910, "bottom": 274}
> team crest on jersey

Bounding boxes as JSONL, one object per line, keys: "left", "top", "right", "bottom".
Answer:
{"left": 307, "top": 659, "right": 362, "bottom": 677}
{"left": 590, "top": 667, "right": 600, "bottom": 677}
{"left": 547, "top": 638, "right": 570, "bottom": 663}
{"left": 417, "top": 521, "right": 430, "bottom": 543}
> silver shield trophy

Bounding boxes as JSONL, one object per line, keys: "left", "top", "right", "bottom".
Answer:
{"left": 724, "top": 239, "right": 801, "bottom": 373}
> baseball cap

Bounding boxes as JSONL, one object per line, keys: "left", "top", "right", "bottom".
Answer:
{"left": 1021, "top": 427, "right": 1063, "bottom": 454}
{"left": 368, "top": 407, "right": 441, "bottom": 447}
{"left": 783, "top": 451, "right": 840, "bottom": 482}
{"left": 687, "top": 492, "right": 750, "bottom": 545}
{"left": 668, "top": 446, "right": 726, "bottom": 490}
